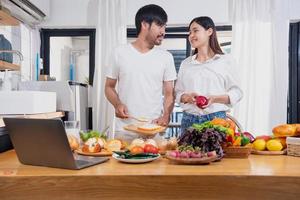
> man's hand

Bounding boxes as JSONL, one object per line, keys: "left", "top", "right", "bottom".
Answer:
{"left": 181, "top": 92, "right": 198, "bottom": 104}
{"left": 153, "top": 115, "right": 170, "bottom": 127}
{"left": 115, "top": 103, "right": 129, "bottom": 119}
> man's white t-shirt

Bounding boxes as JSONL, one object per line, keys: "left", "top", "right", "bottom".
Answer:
{"left": 106, "top": 43, "right": 177, "bottom": 141}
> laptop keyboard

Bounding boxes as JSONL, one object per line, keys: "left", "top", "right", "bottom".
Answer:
{"left": 75, "top": 159, "right": 90, "bottom": 165}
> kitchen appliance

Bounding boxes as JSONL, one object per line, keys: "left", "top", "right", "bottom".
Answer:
{"left": 67, "top": 81, "right": 89, "bottom": 130}
{"left": 19, "top": 81, "right": 90, "bottom": 130}
{"left": 0, "top": 91, "right": 56, "bottom": 114}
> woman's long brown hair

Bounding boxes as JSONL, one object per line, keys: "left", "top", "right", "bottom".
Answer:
{"left": 189, "top": 16, "right": 224, "bottom": 55}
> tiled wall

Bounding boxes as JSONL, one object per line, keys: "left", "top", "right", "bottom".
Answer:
{"left": 0, "top": 24, "right": 32, "bottom": 85}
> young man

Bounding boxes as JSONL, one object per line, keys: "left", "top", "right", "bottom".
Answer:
{"left": 105, "top": 4, "right": 177, "bottom": 142}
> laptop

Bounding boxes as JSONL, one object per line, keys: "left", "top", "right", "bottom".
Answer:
{"left": 3, "top": 118, "right": 109, "bottom": 170}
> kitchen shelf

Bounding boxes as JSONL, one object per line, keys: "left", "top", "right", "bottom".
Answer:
{"left": 0, "top": 60, "right": 20, "bottom": 71}
{"left": 0, "top": 10, "right": 20, "bottom": 26}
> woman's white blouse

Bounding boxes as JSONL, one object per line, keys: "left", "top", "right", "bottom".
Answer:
{"left": 175, "top": 54, "right": 243, "bottom": 115}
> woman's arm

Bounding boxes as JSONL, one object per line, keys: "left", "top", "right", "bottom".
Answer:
{"left": 223, "top": 56, "right": 243, "bottom": 106}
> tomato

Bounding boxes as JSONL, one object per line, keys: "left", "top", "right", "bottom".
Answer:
{"left": 130, "top": 146, "right": 144, "bottom": 154}
{"left": 143, "top": 144, "right": 159, "bottom": 154}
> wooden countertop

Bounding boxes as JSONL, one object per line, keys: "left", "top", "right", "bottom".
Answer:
{"left": 0, "top": 150, "right": 300, "bottom": 177}
{"left": 1, "top": 150, "right": 300, "bottom": 200}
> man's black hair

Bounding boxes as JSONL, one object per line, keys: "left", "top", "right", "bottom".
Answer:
{"left": 135, "top": 4, "right": 168, "bottom": 35}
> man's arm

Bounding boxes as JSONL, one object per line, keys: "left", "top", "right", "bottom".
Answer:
{"left": 104, "top": 78, "right": 129, "bottom": 118}
{"left": 154, "top": 80, "right": 175, "bottom": 126}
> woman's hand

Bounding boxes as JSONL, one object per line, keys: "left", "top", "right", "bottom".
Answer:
{"left": 201, "top": 96, "right": 216, "bottom": 108}
{"left": 180, "top": 92, "right": 198, "bottom": 104}
{"left": 201, "top": 95, "right": 230, "bottom": 108}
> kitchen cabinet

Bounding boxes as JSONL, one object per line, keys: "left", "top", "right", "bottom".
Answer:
{"left": 0, "top": 10, "right": 20, "bottom": 26}
{"left": 0, "top": 10, "right": 21, "bottom": 71}
{"left": 0, "top": 152, "right": 300, "bottom": 200}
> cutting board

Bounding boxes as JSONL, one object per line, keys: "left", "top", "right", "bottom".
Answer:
{"left": 123, "top": 124, "right": 166, "bottom": 137}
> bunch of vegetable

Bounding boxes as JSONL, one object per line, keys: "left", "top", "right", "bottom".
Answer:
{"left": 228, "top": 132, "right": 254, "bottom": 146}
{"left": 80, "top": 130, "right": 107, "bottom": 142}
{"left": 113, "top": 150, "right": 159, "bottom": 159}
{"left": 178, "top": 121, "right": 227, "bottom": 158}
{"left": 209, "top": 118, "right": 254, "bottom": 147}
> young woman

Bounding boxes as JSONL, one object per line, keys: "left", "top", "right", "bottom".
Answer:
{"left": 175, "top": 16, "right": 243, "bottom": 134}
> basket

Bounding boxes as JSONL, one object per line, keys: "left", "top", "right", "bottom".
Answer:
{"left": 226, "top": 113, "right": 244, "bottom": 133}
{"left": 286, "top": 137, "right": 300, "bottom": 157}
{"left": 223, "top": 145, "right": 252, "bottom": 158}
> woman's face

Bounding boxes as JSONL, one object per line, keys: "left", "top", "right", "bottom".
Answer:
{"left": 188, "top": 22, "right": 211, "bottom": 49}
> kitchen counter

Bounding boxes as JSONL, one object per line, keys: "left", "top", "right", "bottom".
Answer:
{"left": 1, "top": 150, "right": 300, "bottom": 200}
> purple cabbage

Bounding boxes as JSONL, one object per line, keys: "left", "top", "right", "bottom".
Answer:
{"left": 178, "top": 127, "right": 226, "bottom": 158}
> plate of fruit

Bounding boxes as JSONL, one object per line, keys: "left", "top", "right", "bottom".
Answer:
{"left": 251, "top": 135, "right": 287, "bottom": 155}
{"left": 165, "top": 145, "right": 218, "bottom": 165}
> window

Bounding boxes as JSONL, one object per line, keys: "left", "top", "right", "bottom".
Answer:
{"left": 40, "top": 29, "right": 95, "bottom": 85}
{"left": 288, "top": 22, "right": 300, "bottom": 123}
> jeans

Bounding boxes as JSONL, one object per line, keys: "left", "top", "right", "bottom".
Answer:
{"left": 180, "top": 111, "right": 226, "bottom": 135}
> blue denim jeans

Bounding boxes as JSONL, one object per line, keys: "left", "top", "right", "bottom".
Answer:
{"left": 180, "top": 111, "right": 226, "bottom": 135}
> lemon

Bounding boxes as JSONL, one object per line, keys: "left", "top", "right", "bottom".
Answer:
{"left": 266, "top": 139, "right": 283, "bottom": 151}
{"left": 253, "top": 139, "right": 266, "bottom": 151}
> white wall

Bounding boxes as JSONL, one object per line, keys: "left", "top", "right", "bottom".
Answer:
{"left": 126, "top": 0, "right": 229, "bottom": 26}
{"left": 39, "top": 0, "right": 98, "bottom": 28}
{"left": 289, "top": 0, "right": 300, "bottom": 21}
{"left": 40, "top": 0, "right": 229, "bottom": 28}
{"left": 40, "top": 0, "right": 300, "bottom": 28}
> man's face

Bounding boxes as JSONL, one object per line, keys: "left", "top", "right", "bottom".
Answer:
{"left": 145, "top": 22, "right": 166, "bottom": 46}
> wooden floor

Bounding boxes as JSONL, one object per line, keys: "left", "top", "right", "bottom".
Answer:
{"left": 1, "top": 150, "right": 300, "bottom": 199}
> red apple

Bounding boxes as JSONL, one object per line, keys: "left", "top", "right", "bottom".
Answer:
{"left": 255, "top": 135, "right": 272, "bottom": 142}
{"left": 196, "top": 96, "right": 208, "bottom": 108}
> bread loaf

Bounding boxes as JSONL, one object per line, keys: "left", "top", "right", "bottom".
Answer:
{"left": 67, "top": 135, "right": 79, "bottom": 150}
{"left": 137, "top": 124, "right": 161, "bottom": 131}
{"left": 293, "top": 124, "right": 300, "bottom": 134}
{"left": 272, "top": 124, "right": 299, "bottom": 137}
{"left": 105, "top": 139, "right": 122, "bottom": 151}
